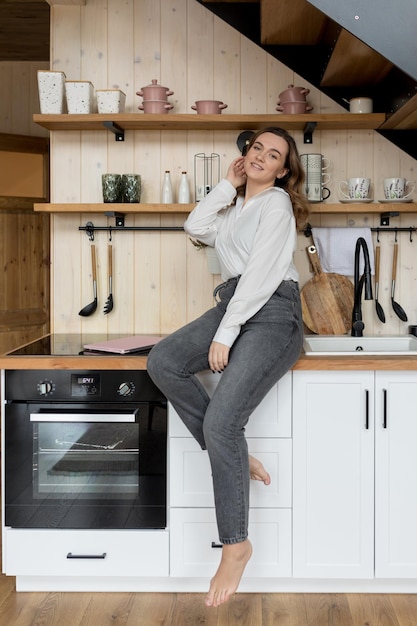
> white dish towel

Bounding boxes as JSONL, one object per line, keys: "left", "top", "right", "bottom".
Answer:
{"left": 311, "top": 227, "right": 375, "bottom": 276}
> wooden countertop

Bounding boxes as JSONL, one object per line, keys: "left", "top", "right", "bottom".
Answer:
{"left": 2, "top": 333, "right": 417, "bottom": 371}
{"left": 2, "top": 352, "right": 417, "bottom": 371}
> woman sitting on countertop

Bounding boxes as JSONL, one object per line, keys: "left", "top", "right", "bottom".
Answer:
{"left": 147, "top": 127, "right": 310, "bottom": 607}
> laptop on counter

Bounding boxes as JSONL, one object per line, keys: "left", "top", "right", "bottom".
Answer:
{"left": 83, "top": 335, "right": 163, "bottom": 355}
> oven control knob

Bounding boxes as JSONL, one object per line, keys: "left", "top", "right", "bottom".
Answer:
{"left": 117, "top": 381, "right": 135, "bottom": 397}
{"left": 38, "top": 380, "right": 53, "bottom": 396}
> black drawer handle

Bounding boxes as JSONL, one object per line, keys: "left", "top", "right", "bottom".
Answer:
{"left": 211, "top": 542, "right": 223, "bottom": 549}
{"left": 67, "top": 552, "right": 107, "bottom": 559}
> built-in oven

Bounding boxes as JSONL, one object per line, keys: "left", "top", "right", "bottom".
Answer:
{"left": 3, "top": 369, "right": 167, "bottom": 530}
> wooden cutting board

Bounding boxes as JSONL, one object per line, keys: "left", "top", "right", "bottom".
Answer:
{"left": 301, "top": 245, "right": 355, "bottom": 335}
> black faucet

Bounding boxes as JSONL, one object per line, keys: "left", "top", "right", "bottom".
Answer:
{"left": 351, "top": 237, "right": 373, "bottom": 337}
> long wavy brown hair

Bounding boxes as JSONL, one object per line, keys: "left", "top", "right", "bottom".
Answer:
{"left": 237, "top": 127, "right": 310, "bottom": 230}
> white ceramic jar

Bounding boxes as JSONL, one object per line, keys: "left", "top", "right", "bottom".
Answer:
{"left": 65, "top": 81, "right": 95, "bottom": 114}
{"left": 96, "top": 89, "right": 126, "bottom": 114}
{"left": 37, "top": 70, "right": 67, "bottom": 114}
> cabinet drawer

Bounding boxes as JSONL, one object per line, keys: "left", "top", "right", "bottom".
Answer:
{"left": 170, "top": 437, "right": 292, "bottom": 508}
{"left": 169, "top": 371, "right": 292, "bottom": 438}
{"left": 170, "top": 508, "right": 291, "bottom": 578}
{"left": 4, "top": 528, "right": 169, "bottom": 577}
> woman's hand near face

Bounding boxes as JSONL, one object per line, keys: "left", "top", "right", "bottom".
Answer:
{"left": 208, "top": 341, "right": 230, "bottom": 373}
{"left": 225, "top": 156, "right": 247, "bottom": 189}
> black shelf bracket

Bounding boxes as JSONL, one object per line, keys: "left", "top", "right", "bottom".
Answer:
{"left": 104, "top": 211, "right": 125, "bottom": 227}
{"left": 380, "top": 211, "right": 400, "bottom": 226}
{"left": 303, "top": 121, "right": 317, "bottom": 144}
{"left": 103, "top": 121, "right": 125, "bottom": 141}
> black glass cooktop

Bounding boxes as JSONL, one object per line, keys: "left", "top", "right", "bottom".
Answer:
{"left": 8, "top": 334, "right": 158, "bottom": 357}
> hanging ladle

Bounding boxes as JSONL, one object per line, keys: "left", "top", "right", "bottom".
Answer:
{"left": 78, "top": 244, "right": 98, "bottom": 316}
{"left": 391, "top": 242, "right": 408, "bottom": 321}
{"left": 374, "top": 245, "right": 385, "bottom": 323}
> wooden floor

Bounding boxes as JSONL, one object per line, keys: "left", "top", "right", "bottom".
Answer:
{"left": 1, "top": 573, "right": 417, "bottom": 626}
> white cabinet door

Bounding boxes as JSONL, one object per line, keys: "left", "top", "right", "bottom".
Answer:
{"left": 293, "top": 370, "right": 374, "bottom": 578}
{"left": 169, "top": 371, "right": 292, "bottom": 438}
{"left": 169, "top": 437, "right": 292, "bottom": 508}
{"left": 170, "top": 507, "right": 291, "bottom": 578}
{"left": 375, "top": 372, "right": 417, "bottom": 578}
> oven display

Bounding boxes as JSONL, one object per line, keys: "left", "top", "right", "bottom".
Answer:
{"left": 71, "top": 374, "right": 101, "bottom": 397}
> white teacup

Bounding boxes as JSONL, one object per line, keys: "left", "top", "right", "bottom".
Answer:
{"left": 339, "top": 177, "right": 371, "bottom": 200}
{"left": 383, "top": 177, "right": 415, "bottom": 200}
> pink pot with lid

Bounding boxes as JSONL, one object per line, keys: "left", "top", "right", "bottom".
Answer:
{"left": 276, "top": 101, "right": 313, "bottom": 114}
{"left": 138, "top": 100, "right": 174, "bottom": 114}
{"left": 191, "top": 100, "right": 228, "bottom": 114}
{"left": 278, "top": 84, "right": 310, "bottom": 103}
{"left": 136, "top": 79, "right": 174, "bottom": 100}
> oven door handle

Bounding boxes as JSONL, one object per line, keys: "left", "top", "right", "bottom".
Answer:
{"left": 29, "top": 412, "right": 137, "bottom": 423}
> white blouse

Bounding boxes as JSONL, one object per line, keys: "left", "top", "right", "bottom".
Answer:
{"left": 184, "top": 179, "right": 299, "bottom": 347}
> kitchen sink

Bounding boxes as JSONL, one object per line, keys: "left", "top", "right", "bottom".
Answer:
{"left": 303, "top": 335, "right": 417, "bottom": 356}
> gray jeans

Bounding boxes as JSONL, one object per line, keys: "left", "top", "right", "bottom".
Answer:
{"left": 147, "top": 277, "right": 303, "bottom": 544}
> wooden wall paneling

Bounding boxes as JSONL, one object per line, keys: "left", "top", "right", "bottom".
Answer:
{"left": 52, "top": 214, "right": 82, "bottom": 333}
{"left": 346, "top": 130, "right": 374, "bottom": 179}
{"left": 0, "top": 63, "right": 12, "bottom": 132}
{"left": 240, "top": 36, "right": 267, "bottom": 113}
{"left": 78, "top": 0, "right": 108, "bottom": 333}
{"left": 161, "top": 0, "right": 187, "bottom": 112}
{"left": 159, "top": 215, "right": 188, "bottom": 333}
{"left": 159, "top": 130, "right": 187, "bottom": 332}
{"left": 50, "top": 5, "right": 81, "bottom": 76}
{"left": 267, "top": 56, "right": 293, "bottom": 114}
{"left": 186, "top": 0, "right": 214, "bottom": 103}
{"left": 79, "top": 0, "right": 106, "bottom": 88}
{"left": 51, "top": 132, "right": 82, "bottom": 202}
{"left": 107, "top": 0, "right": 134, "bottom": 101}
{"left": 320, "top": 129, "right": 348, "bottom": 204}
{"left": 9, "top": 63, "right": 28, "bottom": 133}
{"left": 133, "top": 214, "right": 161, "bottom": 334}
{"left": 50, "top": 5, "right": 82, "bottom": 333}
{"left": 133, "top": 0, "right": 161, "bottom": 113}
{"left": 45, "top": 0, "right": 417, "bottom": 338}
{"left": 212, "top": 14, "right": 241, "bottom": 113}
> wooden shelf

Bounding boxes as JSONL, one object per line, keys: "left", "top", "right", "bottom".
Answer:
{"left": 33, "top": 113, "right": 387, "bottom": 133}
{"left": 310, "top": 202, "right": 417, "bottom": 214}
{"left": 34, "top": 202, "right": 416, "bottom": 215}
{"left": 34, "top": 203, "right": 193, "bottom": 213}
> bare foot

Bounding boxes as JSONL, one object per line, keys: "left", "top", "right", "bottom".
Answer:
{"left": 205, "top": 539, "right": 252, "bottom": 607}
{"left": 249, "top": 454, "right": 271, "bottom": 485}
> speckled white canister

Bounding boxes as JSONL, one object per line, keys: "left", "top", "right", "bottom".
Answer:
{"left": 65, "top": 81, "right": 95, "bottom": 114}
{"left": 37, "top": 70, "right": 67, "bottom": 114}
{"left": 96, "top": 89, "right": 126, "bottom": 113}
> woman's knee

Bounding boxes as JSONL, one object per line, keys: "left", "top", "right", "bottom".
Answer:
{"left": 147, "top": 340, "right": 169, "bottom": 382}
